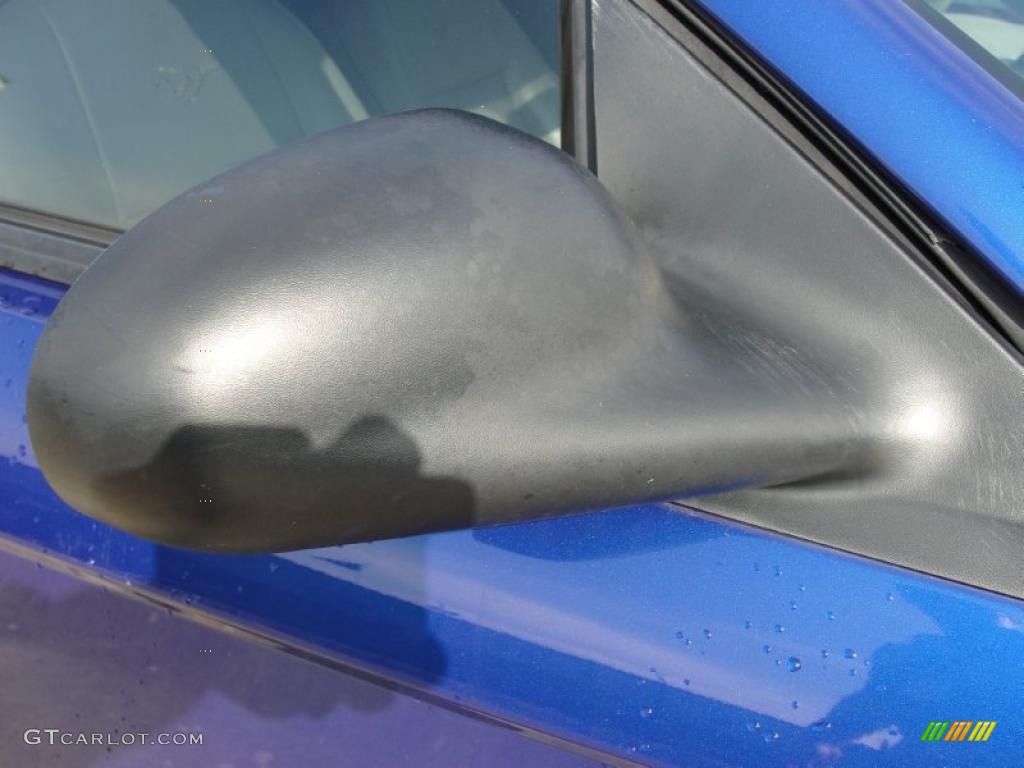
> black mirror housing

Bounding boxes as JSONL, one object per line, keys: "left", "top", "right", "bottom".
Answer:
{"left": 28, "top": 110, "right": 860, "bottom": 552}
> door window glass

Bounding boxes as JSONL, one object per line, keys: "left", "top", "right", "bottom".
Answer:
{"left": 0, "top": 0, "right": 560, "bottom": 228}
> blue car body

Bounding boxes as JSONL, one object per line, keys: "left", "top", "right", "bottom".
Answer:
{"left": 1, "top": 1, "right": 1022, "bottom": 765}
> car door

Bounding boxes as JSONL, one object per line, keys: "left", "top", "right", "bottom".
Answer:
{"left": 2, "top": 1, "right": 1023, "bottom": 767}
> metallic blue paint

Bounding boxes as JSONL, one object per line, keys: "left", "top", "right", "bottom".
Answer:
{"left": 5, "top": 269, "right": 1023, "bottom": 765}
{"left": 694, "top": 0, "right": 1024, "bottom": 296}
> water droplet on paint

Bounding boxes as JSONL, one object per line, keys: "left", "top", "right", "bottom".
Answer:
{"left": 787, "top": 657, "right": 802, "bottom": 672}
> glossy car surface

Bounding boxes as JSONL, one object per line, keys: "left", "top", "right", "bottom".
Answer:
{"left": 0, "top": 270, "right": 1020, "bottom": 766}
{"left": 0, "top": 0, "right": 1022, "bottom": 766}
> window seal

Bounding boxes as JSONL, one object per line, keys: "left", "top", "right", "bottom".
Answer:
{"left": 560, "top": 0, "right": 598, "bottom": 173}
{"left": 0, "top": 202, "right": 119, "bottom": 285}
{"left": 0, "top": 202, "right": 121, "bottom": 249}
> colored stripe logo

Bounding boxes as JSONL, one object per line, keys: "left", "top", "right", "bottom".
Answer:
{"left": 921, "top": 721, "right": 996, "bottom": 742}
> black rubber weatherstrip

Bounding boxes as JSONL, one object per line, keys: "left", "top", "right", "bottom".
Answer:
{"left": 560, "top": 0, "right": 598, "bottom": 173}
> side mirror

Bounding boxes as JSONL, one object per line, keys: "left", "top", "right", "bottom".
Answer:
{"left": 27, "top": 110, "right": 862, "bottom": 552}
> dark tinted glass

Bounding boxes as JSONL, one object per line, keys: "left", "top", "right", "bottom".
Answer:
{"left": 919, "top": 0, "right": 1024, "bottom": 87}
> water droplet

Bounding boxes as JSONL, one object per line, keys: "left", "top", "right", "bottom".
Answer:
{"left": 747, "top": 721, "right": 762, "bottom": 733}
{"left": 763, "top": 731, "right": 780, "bottom": 743}
{"left": 849, "top": 668, "right": 858, "bottom": 677}
{"left": 703, "top": 628, "right": 712, "bottom": 640}
{"left": 886, "top": 592, "right": 895, "bottom": 602}
{"left": 17, "top": 444, "right": 26, "bottom": 458}
{"left": 821, "top": 649, "right": 830, "bottom": 659}
{"left": 86, "top": 558, "right": 96, "bottom": 566}
{"left": 787, "top": 657, "right": 803, "bottom": 672}
{"left": 774, "top": 624, "right": 785, "bottom": 633}
{"left": 744, "top": 620, "right": 753, "bottom": 629}
{"left": 675, "top": 630, "right": 685, "bottom": 640}
{"left": 799, "top": 584, "right": 807, "bottom": 592}
{"left": 640, "top": 706, "right": 654, "bottom": 719}
{"left": 791, "top": 700, "right": 799, "bottom": 710}
{"left": 762, "top": 644, "right": 773, "bottom": 654}
{"left": 810, "top": 720, "right": 832, "bottom": 732}
{"left": 773, "top": 565, "right": 783, "bottom": 576}
{"left": 683, "top": 678, "right": 691, "bottom": 686}
{"left": 843, "top": 648, "right": 858, "bottom": 659}
{"left": 789, "top": 600, "right": 798, "bottom": 610}
{"left": 826, "top": 610, "right": 836, "bottom": 621}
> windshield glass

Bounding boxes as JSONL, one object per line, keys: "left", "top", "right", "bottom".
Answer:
{"left": 919, "top": 0, "right": 1024, "bottom": 86}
